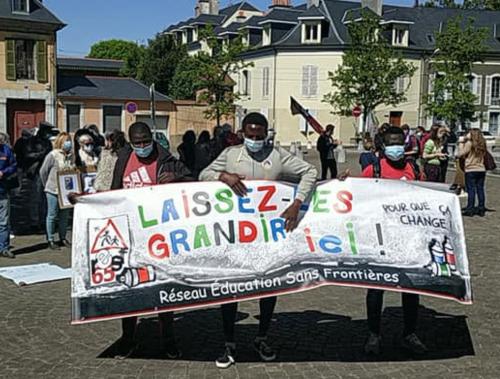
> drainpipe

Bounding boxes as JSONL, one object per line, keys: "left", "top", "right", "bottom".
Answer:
{"left": 272, "top": 47, "right": 278, "bottom": 132}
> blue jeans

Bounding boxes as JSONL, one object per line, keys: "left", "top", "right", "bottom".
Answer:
{"left": 46, "top": 193, "right": 69, "bottom": 242}
{"left": 0, "top": 193, "right": 10, "bottom": 251}
{"left": 465, "top": 171, "right": 486, "bottom": 210}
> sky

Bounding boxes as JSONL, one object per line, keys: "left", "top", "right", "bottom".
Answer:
{"left": 45, "top": 0, "right": 416, "bottom": 57}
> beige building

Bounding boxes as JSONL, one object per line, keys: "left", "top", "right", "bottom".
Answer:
{"left": 0, "top": 0, "right": 65, "bottom": 142}
{"left": 167, "top": 0, "right": 500, "bottom": 145}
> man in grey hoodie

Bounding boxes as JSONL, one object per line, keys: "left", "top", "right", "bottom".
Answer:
{"left": 199, "top": 112, "right": 317, "bottom": 369}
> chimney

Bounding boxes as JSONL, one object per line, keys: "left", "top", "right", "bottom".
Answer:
{"left": 271, "top": 0, "right": 291, "bottom": 7}
{"left": 236, "top": 11, "right": 246, "bottom": 22}
{"left": 361, "top": 0, "right": 383, "bottom": 16}
{"left": 307, "top": 0, "right": 320, "bottom": 8}
{"left": 210, "top": 0, "right": 219, "bottom": 15}
{"left": 195, "top": 0, "right": 210, "bottom": 16}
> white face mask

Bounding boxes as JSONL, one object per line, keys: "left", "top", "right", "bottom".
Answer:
{"left": 83, "top": 144, "right": 94, "bottom": 153}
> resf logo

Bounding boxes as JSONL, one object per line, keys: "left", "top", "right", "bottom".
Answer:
{"left": 88, "top": 217, "right": 130, "bottom": 287}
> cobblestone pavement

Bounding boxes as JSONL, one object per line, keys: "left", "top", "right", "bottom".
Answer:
{"left": 0, "top": 151, "right": 499, "bottom": 379}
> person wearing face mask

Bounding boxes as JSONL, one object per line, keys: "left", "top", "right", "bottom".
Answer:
{"left": 106, "top": 122, "right": 192, "bottom": 360}
{"left": 422, "top": 125, "right": 448, "bottom": 183}
{"left": 75, "top": 133, "right": 99, "bottom": 169}
{"left": 0, "top": 133, "right": 17, "bottom": 259}
{"left": 361, "top": 127, "right": 427, "bottom": 356}
{"left": 316, "top": 124, "right": 339, "bottom": 180}
{"left": 39, "top": 133, "right": 74, "bottom": 250}
{"left": 199, "top": 112, "right": 317, "bottom": 369}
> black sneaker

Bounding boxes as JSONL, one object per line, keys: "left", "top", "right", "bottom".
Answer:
{"left": 59, "top": 239, "right": 72, "bottom": 248}
{"left": 48, "top": 241, "right": 60, "bottom": 250}
{"left": 114, "top": 337, "right": 137, "bottom": 360}
{"left": 462, "top": 209, "right": 475, "bottom": 217}
{"left": 1, "top": 250, "right": 15, "bottom": 259}
{"left": 364, "top": 333, "right": 382, "bottom": 355}
{"left": 402, "top": 333, "right": 428, "bottom": 355}
{"left": 253, "top": 338, "right": 276, "bottom": 362}
{"left": 477, "top": 208, "right": 486, "bottom": 217}
{"left": 163, "top": 341, "right": 181, "bottom": 359}
{"left": 215, "top": 345, "right": 236, "bottom": 369}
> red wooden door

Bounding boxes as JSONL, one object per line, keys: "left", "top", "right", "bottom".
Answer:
{"left": 389, "top": 112, "right": 403, "bottom": 127}
{"left": 14, "top": 112, "right": 37, "bottom": 141}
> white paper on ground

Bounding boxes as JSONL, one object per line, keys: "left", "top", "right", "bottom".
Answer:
{"left": 0, "top": 263, "right": 71, "bottom": 286}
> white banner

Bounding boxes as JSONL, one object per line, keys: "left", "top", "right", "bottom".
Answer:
{"left": 71, "top": 178, "right": 471, "bottom": 324}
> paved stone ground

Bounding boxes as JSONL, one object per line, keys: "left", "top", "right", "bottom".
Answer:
{"left": 0, "top": 151, "right": 499, "bottom": 379}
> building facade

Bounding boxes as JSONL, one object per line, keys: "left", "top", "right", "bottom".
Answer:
{"left": 166, "top": 0, "right": 500, "bottom": 145}
{"left": 0, "top": 0, "right": 65, "bottom": 142}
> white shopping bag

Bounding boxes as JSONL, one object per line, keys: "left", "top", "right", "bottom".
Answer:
{"left": 336, "top": 145, "right": 346, "bottom": 163}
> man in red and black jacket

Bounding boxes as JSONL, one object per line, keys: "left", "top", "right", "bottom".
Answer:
{"left": 361, "top": 126, "right": 427, "bottom": 356}
{"left": 111, "top": 122, "right": 191, "bottom": 359}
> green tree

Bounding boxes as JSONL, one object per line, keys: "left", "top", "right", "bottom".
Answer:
{"left": 463, "top": 0, "right": 500, "bottom": 10}
{"left": 137, "top": 33, "right": 187, "bottom": 96}
{"left": 194, "top": 26, "right": 254, "bottom": 126}
{"left": 88, "top": 39, "right": 144, "bottom": 77}
{"left": 424, "top": 0, "right": 458, "bottom": 7}
{"left": 323, "top": 11, "right": 417, "bottom": 132}
{"left": 170, "top": 55, "right": 202, "bottom": 100}
{"left": 425, "top": 17, "right": 488, "bottom": 128}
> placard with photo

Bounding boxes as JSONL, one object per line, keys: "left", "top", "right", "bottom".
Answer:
{"left": 57, "top": 170, "right": 82, "bottom": 209}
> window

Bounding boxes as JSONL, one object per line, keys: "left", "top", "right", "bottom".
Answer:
{"left": 302, "top": 65, "right": 318, "bottom": 97}
{"left": 66, "top": 104, "right": 81, "bottom": 133}
{"left": 303, "top": 23, "right": 320, "bottom": 43}
{"left": 102, "top": 105, "right": 122, "bottom": 132}
{"left": 492, "top": 77, "right": 500, "bottom": 106}
{"left": 12, "top": 0, "right": 28, "bottom": 13}
{"left": 262, "top": 67, "right": 270, "bottom": 98}
{"left": 426, "top": 34, "right": 435, "bottom": 44}
{"left": 393, "top": 27, "right": 407, "bottom": 46}
{"left": 263, "top": 26, "right": 271, "bottom": 46}
{"left": 15, "top": 40, "right": 35, "bottom": 80}
{"left": 394, "top": 76, "right": 407, "bottom": 94}
{"left": 241, "top": 70, "right": 251, "bottom": 96}
{"left": 490, "top": 112, "right": 500, "bottom": 136}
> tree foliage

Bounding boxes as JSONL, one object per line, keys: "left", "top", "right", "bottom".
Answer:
{"left": 323, "top": 11, "right": 416, "bottom": 131}
{"left": 193, "top": 26, "right": 253, "bottom": 126}
{"left": 136, "top": 33, "right": 187, "bottom": 96}
{"left": 425, "top": 17, "right": 488, "bottom": 128}
{"left": 463, "top": 0, "right": 500, "bottom": 10}
{"left": 170, "top": 55, "right": 202, "bottom": 100}
{"left": 88, "top": 39, "right": 144, "bottom": 77}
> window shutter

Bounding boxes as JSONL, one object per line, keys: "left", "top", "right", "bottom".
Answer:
{"left": 36, "top": 40, "right": 48, "bottom": 83}
{"left": 485, "top": 75, "right": 492, "bottom": 105}
{"left": 428, "top": 73, "right": 435, "bottom": 95}
{"left": 6, "top": 39, "right": 16, "bottom": 81}
{"left": 262, "top": 67, "right": 269, "bottom": 98}
{"left": 310, "top": 66, "right": 318, "bottom": 97}
{"left": 302, "top": 66, "right": 309, "bottom": 96}
{"left": 247, "top": 70, "right": 251, "bottom": 98}
{"left": 475, "top": 75, "right": 482, "bottom": 105}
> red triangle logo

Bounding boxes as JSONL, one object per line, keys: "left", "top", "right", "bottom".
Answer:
{"left": 90, "top": 219, "right": 128, "bottom": 254}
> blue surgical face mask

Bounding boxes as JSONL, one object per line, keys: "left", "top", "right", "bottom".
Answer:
{"left": 134, "top": 143, "right": 154, "bottom": 158}
{"left": 384, "top": 145, "right": 405, "bottom": 161}
{"left": 63, "top": 140, "right": 72, "bottom": 152}
{"left": 244, "top": 138, "right": 265, "bottom": 153}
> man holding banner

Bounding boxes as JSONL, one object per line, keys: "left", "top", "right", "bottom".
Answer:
{"left": 200, "top": 112, "right": 318, "bottom": 369}
{"left": 110, "top": 122, "right": 191, "bottom": 359}
{"left": 361, "top": 126, "right": 428, "bottom": 356}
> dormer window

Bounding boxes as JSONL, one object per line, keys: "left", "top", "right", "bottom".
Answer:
{"left": 263, "top": 25, "right": 271, "bottom": 46}
{"left": 242, "top": 31, "right": 249, "bottom": 47}
{"left": 392, "top": 26, "right": 408, "bottom": 47}
{"left": 12, "top": 0, "right": 29, "bottom": 13}
{"left": 302, "top": 23, "right": 321, "bottom": 44}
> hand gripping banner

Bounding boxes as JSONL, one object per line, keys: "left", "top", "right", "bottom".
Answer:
{"left": 71, "top": 178, "right": 471, "bottom": 324}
